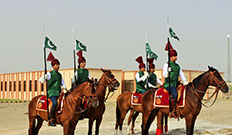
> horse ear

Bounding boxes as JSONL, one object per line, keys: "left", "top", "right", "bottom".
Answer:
{"left": 101, "top": 68, "right": 106, "bottom": 73}
{"left": 208, "top": 66, "right": 211, "bottom": 70}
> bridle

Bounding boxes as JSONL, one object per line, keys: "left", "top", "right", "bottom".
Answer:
{"left": 194, "top": 71, "right": 226, "bottom": 107}
{"left": 99, "top": 72, "right": 118, "bottom": 101}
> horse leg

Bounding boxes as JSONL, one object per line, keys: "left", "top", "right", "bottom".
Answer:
{"left": 142, "top": 111, "right": 151, "bottom": 135}
{"left": 185, "top": 114, "right": 196, "bottom": 135}
{"left": 164, "top": 114, "right": 168, "bottom": 133}
{"left": 34, "top": 116, "right": 44, "bottom": 135}
{"left": 127, "top": 110, "right": 134, "bottom": 127}
{"left": 95, "top": 116, "right": 103, "bottom": 135}
{"left": 69, "top": 121, "right": 78, "bottom": 135}
{"left": 88, "top": 118, "right": 94, "bottom": 135}
{"left": 145, "top": 109, "right": 159, "bottom": 135}
{"left": 131, "top": 111, "right": 139, "bottom": 133}
{"left": 28, "top": 116, "right": 36, "bottom": 135}
{"left": 63, "top": 121, "right": 71, "bottom": 135}
{"left": 156, "top": 111, "right": 163, "bottom": 135}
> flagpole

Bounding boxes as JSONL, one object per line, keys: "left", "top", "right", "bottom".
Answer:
{"left": 145, "top": 34, "right": 149, "bottom": 89}
{"left": 72, "top": 28, "right": 77, "bottom": 88}
{"left": 167, "top": 38, "right": 172, "bottom": 114}
{"left": 43, "top": 26, "right": 50, "bottom": 122}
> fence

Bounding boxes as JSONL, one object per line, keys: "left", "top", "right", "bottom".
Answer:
{"left": 0, "top": 71, "right": 46, "bottom": 101}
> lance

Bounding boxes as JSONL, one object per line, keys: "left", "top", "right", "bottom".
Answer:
{"left": 167, "top": 38, "right": 172, "bottom": 113}
{"left": 43, "top": 47, "right": 50, "bottom": 122}
{"left": 73, "top": 49, "right": 77, "bottom": 88}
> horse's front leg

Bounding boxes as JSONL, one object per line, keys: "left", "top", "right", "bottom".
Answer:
{"left": 88, "top": 118, "right": 94, "bottom": 135}
{"left": 185, "top": 114, "right": 197, "bottom": 135}
{"left": 95, "top": 116, "right": 103, "bottom": 135}
{"left": 63, "top": 121, "right": 70, "bottom": 135}
{"left": 142, "top": 111, "right": 152, "bottom": 135}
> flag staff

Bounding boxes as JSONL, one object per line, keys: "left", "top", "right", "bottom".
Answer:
{"left": 145, "top": 34, "right": 149, "bottom": 89}
{"left": 43, "top": 26, "right": 50, "bottom": 122}
{"left": 72, "top": 28, "right": 77, "bottom": 88}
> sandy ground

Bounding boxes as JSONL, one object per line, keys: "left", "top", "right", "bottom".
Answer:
{"left": 0, "top": 99, "right": 232, "bottom": 135}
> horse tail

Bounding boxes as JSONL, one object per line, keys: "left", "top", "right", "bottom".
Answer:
{"left": 115, "top": 100, "right": 121, "bottom": 129}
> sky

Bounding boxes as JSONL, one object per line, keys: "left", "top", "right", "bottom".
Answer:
{"left": 0, "top": 0, "right": 231, "bottom": 79}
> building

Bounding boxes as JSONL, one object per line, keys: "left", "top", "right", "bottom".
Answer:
{"left": 0, "top": 68, "right": 225, "bottom": 102}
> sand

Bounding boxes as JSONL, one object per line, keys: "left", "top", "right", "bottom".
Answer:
{"left": 0, "top": 99, "right": 232, "bottom": 135}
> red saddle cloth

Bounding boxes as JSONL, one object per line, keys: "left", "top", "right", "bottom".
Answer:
{"left": 153, "top": 86, "right": 186, "bottom": 108}
{"left": 36, "top": 93, "right": 64, "bottom": 113}
{"left": 131, "top": 92, "right": 143, "bottom": 105}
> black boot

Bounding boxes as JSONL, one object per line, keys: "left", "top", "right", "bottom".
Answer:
{"left": 169, "top": 99, "right": 177, "bottom": 118}
{"left": 49, "top": 108, "right": 56, "bottom": 127}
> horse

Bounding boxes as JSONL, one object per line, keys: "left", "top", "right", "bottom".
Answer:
{"left": 141, "top": 66, "right": 229, "bottom": 135}
{"left": 28, "top": 81, "right": 98, "bottom": 135}
{"left": 115, "top": 88, "right": 155, "bottom": 132}
{"left": 76, "top": 68, "right": 120, "bottom": 135}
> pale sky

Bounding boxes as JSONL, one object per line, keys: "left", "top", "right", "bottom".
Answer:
{"left": 0, "top": 0, "right": 231, "bottom": 79}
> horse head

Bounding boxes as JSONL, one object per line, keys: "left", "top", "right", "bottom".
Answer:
{"left": 207, "top": 66, "right": 229, "bottom": 93}
{"left": 100, "top": 68, "right": 120, "bottom": 92}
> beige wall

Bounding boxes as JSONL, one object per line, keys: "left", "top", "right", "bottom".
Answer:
{"left": 0, "top": 68, "right": 122, "bottom": 102}
{"left": 0, "top": 68, "right": 225, "bottom": 101}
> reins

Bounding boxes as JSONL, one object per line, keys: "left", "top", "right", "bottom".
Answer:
{"left": 98, "top": 72, "right": 118, "bottom": 102}
{"left": 193, "top": 71, "right": 225, "bottom": 107}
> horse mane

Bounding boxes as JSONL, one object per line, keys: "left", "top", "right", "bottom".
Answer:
{"left": 65, "top": 81, "right": 93, "bottom": 97}
{"left": 192, "top": 66, "right": 218, "bottom": 89}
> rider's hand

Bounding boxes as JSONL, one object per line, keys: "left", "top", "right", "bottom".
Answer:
{"left": 184, "top": 81, "right": 188, "bottom": 85}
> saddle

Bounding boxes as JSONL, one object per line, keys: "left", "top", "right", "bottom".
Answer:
{"left": 36, "top": 92, "right": 65, "bottom": 113}
{"left": 131, "top": 92, "right": 143, "bottom": 105}
{"left": 153, "top": 84, "right": 186, "bottom": 108}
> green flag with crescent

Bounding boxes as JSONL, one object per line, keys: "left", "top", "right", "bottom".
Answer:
{"left": 76, "top": 40, "right": 87, "bottom": 52}
{"left": 44, "top": 36, "right": 57, "bottom": 51}
{"left": 145, "top": 41, "right": 158, "bottom": 60}
{"left": 169, "top": 27, "right": 180, "bottom": 41}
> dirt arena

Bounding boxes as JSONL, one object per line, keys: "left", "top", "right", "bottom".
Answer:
{"left": 0, "top": 99, "right": 232, "bottom": 135}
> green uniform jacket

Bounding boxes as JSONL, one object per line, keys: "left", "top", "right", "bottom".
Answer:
{"left": 76, "top": 68, "right": 89, "bottom": 85}
{"left": 48, "top": 70, "right": 62, "bottom": 97}
{"left": 164, "top": 61, "right": 180, "bottom": 88}
{"left": 136, "top": 71, "right": 147, "bottom": 93}
{"left": 148, "top": 72, "right": 157, "bottom": 87}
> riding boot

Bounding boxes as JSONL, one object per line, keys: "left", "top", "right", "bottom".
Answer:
{"left": 169, "top": 99, "right": 178, "bottom": 118}
{"left": 48, "top": 107, "right": 56, "bottom": 127}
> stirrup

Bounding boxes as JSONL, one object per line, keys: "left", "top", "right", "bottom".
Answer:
{"left": 48, "top": 119, "right": 56, "bottom": 127}
{"left": 169, "top": 112, "right": 178, "bottom": 119}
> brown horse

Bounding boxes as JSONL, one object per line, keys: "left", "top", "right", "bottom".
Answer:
{"left": 141, "top": 66, "right": 229, "bottom": 135}
{"left": 115, "top": 91, "right": 144, "bottom": 132}
{"left": 76, "top": 69, "right": 120, "bottom": 135}
{"left": 28, "top": 81, "right": 97, "bottom": 135}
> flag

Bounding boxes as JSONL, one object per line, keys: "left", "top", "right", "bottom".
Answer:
{"left": 76, "top": 40, "right": 87, "bottom": 52}
{"left": 165, "top": 38, "right": 174, "bottom": 51}
{"left": 44, "top": 37, "right": 57, "bottom": 51}
{"left": 146, "top": 42, "right": 158, "bottom": 60}
{"left": 169, "top": 27, "right": 180, "bottom": 41}
{"left": 47, "top": 52, "right": 55, "bottom": 61}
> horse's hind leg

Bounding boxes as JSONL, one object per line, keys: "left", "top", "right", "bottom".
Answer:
{"left": 95, "top": 116, "right": 103, "bottom": 135}
{"left": 131, "top": 111, "right": 139, "bottom": 133}
{"left": 34, "top": 116, "right": 44, "bottom": 135}
{"left": 156, "top": 111, "right": 163, "bottom": 135}
{"left": 28, "top": 116, "right": 36, "bottom": 135}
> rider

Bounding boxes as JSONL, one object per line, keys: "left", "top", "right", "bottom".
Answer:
{"left": 72, "top": 50, "right": 90, "bottom": 87}
{"left": 135, "top": 56, "right": 148, "bottom": 94}
{"left": 39, "top": 58, "right": 67, "bottom": 126}
{"left": 147, "top": 58, "right": 163, "bottom": 89}
{"left": 162, "top": 49, "right": 188, "bottom": 118}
